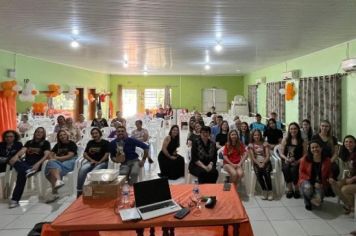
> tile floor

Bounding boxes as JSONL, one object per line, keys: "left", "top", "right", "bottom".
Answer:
{"left": 0, "top": 129, "right": 355, "bottom": 236}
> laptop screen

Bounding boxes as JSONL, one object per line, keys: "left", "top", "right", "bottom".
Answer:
{"left": 134, "top": 178, "right": 172, "bottom": 207}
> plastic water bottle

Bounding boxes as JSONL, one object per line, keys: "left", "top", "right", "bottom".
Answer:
{"left": 192, "top": 179, "right": 201, "bottom": 208}
{"left": 120, "top": 181, "right": 130, "bottom": 208}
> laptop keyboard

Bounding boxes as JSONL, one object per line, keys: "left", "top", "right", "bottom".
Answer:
{"left": 140, "top": 201, "right": 175, "bottom": 213}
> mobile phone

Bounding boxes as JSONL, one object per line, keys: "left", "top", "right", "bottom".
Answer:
{"left": 223, "top": 182, "right": 231, "bottom": 191}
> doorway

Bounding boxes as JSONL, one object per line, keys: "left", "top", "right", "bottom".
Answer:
{"left": 74, "top": 88, "right": 84, "bottom": 121}
{"left": 122, "top": 89, "right": 137, "bottom": 118}
{"left": 88, "top": 89, "right": 96, "bottom": 120}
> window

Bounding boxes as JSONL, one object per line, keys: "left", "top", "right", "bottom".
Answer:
{"left": 144, "top": 89, "right": 169, "bottom": 109}
{"left": 122, "top": 89, "right": 137, "bottom": 118}
{"left": 52, "top": 94, "right": 74, "bottom": 110}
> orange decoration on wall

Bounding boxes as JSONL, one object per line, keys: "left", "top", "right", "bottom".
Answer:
{"left": 88, "top": 94, "right": 95, "bottom": 103}
{"left": 0, "top": 80, "right": 17, "bottom": 98}
{"left": 285, "top": 82, "right": 296, "bottom": 101}
{"left": 47, "top": 84, "right": 61, "bottom": 98}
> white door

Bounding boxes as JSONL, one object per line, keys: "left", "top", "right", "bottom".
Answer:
{"left": 202, "top": 88, "right": 227, "bottom": 112}
{"left": 122, "top": 89, "right": 137, "bottom": 118}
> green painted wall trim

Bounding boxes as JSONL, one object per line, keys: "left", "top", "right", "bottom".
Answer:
{"left": 109, "top": 75, "right": 244, "bottom": 112}
{"left": 243, "top": 39, "right": 356, "bottom": 138}
{"left": 0, "top": 49, "right": 109, "bottom": 115}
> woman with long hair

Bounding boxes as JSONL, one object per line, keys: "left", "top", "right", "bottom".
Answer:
{"left": 216, "top": 120, "right": 229, "bottom": 149}
{"left": 239, "top": 122, "right": 250, "bottom": 146}
{"left": 158, "top": 125, "right": 185, "bottom": 180}
{"left": 45, "top": 130, "right": 77, "bottom": 202}
{"left": 299, "top": 140, "right": 331, "bottom": 211}
{"left": 8, "top": 127, "right": 51, "bottom": 208}
{"left": 301, "top": 119, "right": 313, "bottom": 142}
{"left": 187, "top": 122, "right": 201, "bottom": 147}
{"left": 280, "top": 122, "right": 307, "bottom": 199}
{"left": 329, "top": 135, "right": 356, "bottom": 214}
{"left": 77, "top": 128, "right": 110, "bottom": 197}
{"left": 263, "top": 118, "right": 283, "bottom": 149}
{"left": 0, "top": 130, "right": 23, "bottom": 173}
{"left": 223, "top": 130, "right": 247, "bottom": 185}
{"left": 249, "top": 129, "right": 273, "bottom": 200}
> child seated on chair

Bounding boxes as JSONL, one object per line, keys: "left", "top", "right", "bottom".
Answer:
{"left": 249, "top": 129, "right": 273, "bottom": 201}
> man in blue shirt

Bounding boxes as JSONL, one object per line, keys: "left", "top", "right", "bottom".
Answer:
{"left": 249, "top": 113, "right": 267, "bottom": 133}
{"left": 110, "top": 126, "right": 149, "bottom": 185}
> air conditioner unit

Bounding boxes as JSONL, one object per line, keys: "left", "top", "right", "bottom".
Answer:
{"left": 341, "top": 58, "right": 356, "bottom": 72}
{"left": 282, "top": 70, "right": 299, "bottom": 80}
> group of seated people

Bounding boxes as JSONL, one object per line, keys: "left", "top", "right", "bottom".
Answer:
{"left": 1, "top": 110, "right": 355, "bottom": 216}
{"left": 161, "top": 111, "right": 355, "bottom": 213}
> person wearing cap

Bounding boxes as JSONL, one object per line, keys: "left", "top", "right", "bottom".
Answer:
{"left": 249, "top": 113, "right": 267, "bottom": 133}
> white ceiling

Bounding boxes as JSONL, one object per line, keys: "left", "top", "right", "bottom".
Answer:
{"left": 0, "top": 0, "right": 356, "bottom": 75}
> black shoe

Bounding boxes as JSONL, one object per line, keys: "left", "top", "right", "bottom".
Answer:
{"left": 286, "top": 191, "right": 294, "bottom": 199}
{"left": 305, "top": 203, "right": 312, "bottom": 211}
{"left": 148, "top": 158, "right": 154, "bottom": 164}
{"left": 25, "top": 169, "right": 36, "bottom": 178}
{"left": 293, "top": 190, "right": 301, "bottom": 199}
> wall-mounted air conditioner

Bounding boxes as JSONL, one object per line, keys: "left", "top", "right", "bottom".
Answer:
{"left": 282, "top": 70, "right": 300, "bottom": 80}
{"left": 341, "top": 58, "right": 356, "bottom": 72}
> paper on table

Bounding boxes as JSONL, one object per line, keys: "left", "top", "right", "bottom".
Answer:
{"left": 119, "top": 208, "right": 141, "bottom": 221}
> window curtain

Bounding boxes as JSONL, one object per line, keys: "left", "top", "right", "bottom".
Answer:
{"left": 248, "top": 85, "right": 258, "bottom": 115}
{"left": 164, "top": 86, "right": 171, "bottom": 107}
{"left": 0, "top": 94, "right": 17, "bottom": 141}
{"left": 266, "top": 81, "right": 286, "bottom": 121}
{"left": 298, "top": 74, "right": 343, "bottom": 140}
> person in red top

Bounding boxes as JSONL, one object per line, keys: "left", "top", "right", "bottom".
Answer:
{"left": 299, "top": 140, "right": 331, "bottom": 211}
{"left": 222, "top": 130, "right": 247, "bottom": 185}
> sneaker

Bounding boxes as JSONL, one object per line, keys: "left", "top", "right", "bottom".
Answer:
{"left": 286, "top": 191, "right": 294, "bottom": 199}
{"left": 54, "top": 180, "right": 65, "bottom": 190}
{"left": 310, "top": 197, "right": 321, "bottom": 207}
{"left": 9, "top": 200, "right": 19, "bottom": 209}
{"left": 293, "top": 190, "right": 301, "bottom": 199}
{"left": 25, "top": 169, "right": 36, "bottom": 178}
{"left": 261, "top": 191, "right": 268, "bottom": 200}
{"left": 45, "top": 194, "right": 59, "bottom": 204}
{"left": 267, "top": 191, "right": 273, "bottom": 201}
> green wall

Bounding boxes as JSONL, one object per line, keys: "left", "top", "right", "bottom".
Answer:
{"left": 109, "top": 75, "right": 244, "bottom": 112}
{"left": 0, "top": 49, "right": 109, "bottom": 116}
{"left": 243, "top": 39, "right": 356, "bottom": 138}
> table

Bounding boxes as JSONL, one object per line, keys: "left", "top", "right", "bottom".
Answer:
{"left": 50, "top": 184, "right": 253, "bottom": 236}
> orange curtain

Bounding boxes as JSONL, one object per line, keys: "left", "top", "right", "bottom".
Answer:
{"left": 0, "top": 92, "right": 17, "bottom": 141}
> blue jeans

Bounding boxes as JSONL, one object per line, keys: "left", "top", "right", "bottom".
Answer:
{"left": 77, "top": 161, "right": 108, "bottom": 194}
{"left": 11, "top": 160, "right": 40, "bottom": 202}
{"left": 120, "top": 159, "right": 140, "bottom": 185}
{"left": 45, "top": 158, "right": 76, "bottom": 177}
{"left": 300, "top": 180, "right": 324, "bottom": 206}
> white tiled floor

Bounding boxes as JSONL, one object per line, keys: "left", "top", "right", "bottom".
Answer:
{"left": 0, "top": 128, "right": 355, "bottom": 236}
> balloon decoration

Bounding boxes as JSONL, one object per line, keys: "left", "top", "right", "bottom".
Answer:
{"left": 19, "top": 79, "right": 38, "bottom": 102}
{"left": 32, "top": 102, "right": 47, "bottom": 114}
{"left": 279, "top": 88, "right": 285, "bottom": 95}
{"left": 99, "top": 94, "right": 106, "bottom": 102}
{"left": 47, "top": 84, "right": 61, "bottom": 98}
{"left": 285, "top": 82, "right": 296, "bottom": 101}
{"left": 65, "top": 86, "right": 79, "bottom": 100}
{"left": 0, "top": 80, "right": 18, "bottom": 98}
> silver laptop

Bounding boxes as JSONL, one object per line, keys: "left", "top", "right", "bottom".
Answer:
{"left": 133, "top": 178, "right": 181, "bottom": 220}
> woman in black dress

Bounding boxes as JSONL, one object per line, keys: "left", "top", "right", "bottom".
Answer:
{"left": 158, "top": 125, "right": 185, "bottom": 180}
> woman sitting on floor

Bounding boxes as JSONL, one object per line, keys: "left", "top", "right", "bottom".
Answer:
{"left": 77, "top": 128, "right": 109, "bottom": 197}
{"left": 222, "top": 130, "right": 247, "bottom": 186}
{"left": 299, "top": 140, "right": 331, "bottom": 211}
{"left": 45, "top": 130, "right": 77, "bottom": 202}
{"left": 189, "top": 126, "right": 218, "bottom": 184}
{"left": 8, "top": 127, "right": 51, "bottom": 208}
{"left": 158, "top": 125, "right": 185, "bottom": 180}
{"left": 0, "top": 130, "right": 23, "bottom": 173}
{"left": 280, "top": 122, "right": 307, "bottom": 199}
{"left": 329, "top": 135, "right": 356, "bottom": 214}
{"left": 249, "top": 129, "right": 273, "bottom": 200}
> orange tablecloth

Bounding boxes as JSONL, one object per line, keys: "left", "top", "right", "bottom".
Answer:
{"left": 46, "top": 184, "right": 253, "bottom": 236}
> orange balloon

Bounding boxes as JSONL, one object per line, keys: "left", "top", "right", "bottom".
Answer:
{"left": 3, "top": 90, "right": 12, "bottom": 97}
{"left": 31, "top": 90, "right": 38, "bottom": 95}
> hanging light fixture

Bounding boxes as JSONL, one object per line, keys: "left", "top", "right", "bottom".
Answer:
{"left": 214, "top": 41, "right": 223, "bottom": 53}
